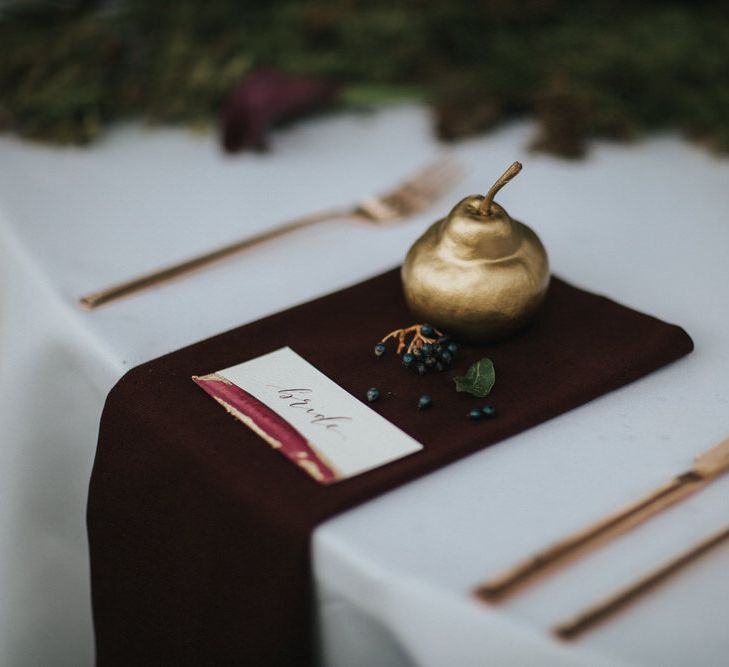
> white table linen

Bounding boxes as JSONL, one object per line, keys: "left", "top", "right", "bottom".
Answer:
{"left": 1, "top": 106, "right": 728, "bottom": 666}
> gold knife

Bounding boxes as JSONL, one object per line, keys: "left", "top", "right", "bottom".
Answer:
{"left": 475, "top": 436, "right": 729, "bottom": 603}
{"left": 554, "top": 522, "right": 729, "bottom": 639}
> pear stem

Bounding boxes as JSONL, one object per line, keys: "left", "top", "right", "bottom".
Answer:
{"left": 479, "top": 161, "right": 523, "bottom": 216}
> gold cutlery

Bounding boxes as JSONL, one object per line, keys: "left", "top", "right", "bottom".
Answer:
{"left": 475, "top": 436, "right": 729, "bottom": 603}
{"left": 554, "top": 522, "right": 729, "bottom": 640}
{"left": 79, "top": 156, "right": 462, "bottom": 309}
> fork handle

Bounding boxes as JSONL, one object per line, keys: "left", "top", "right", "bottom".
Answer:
{"left": 79, "top": 206, "right": 357, "bottom": 309}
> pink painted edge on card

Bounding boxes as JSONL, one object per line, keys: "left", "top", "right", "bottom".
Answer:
{"left": 192, "top": 374, "right": 339, "bottom": 484}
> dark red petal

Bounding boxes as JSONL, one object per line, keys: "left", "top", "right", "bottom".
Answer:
{"left": 221, "top": 68, "right": 340, "bottom": 152}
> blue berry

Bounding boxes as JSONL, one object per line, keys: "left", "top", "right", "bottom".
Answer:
{"left": 420, "top": 324, "right": 434, "bottom": 337}
{"left": 439, "top": 350, "right": 453, "bottom": 364}
{"left": 366, "top": 387, "right": 380, "bottom": 402}
{"left": 424, "top": 356, "right": 437, "bottom": 368}
{"left": 438, "top": 335, "right": 451, "bottom": 345}
{"left": 468, "top": 408, "right": 483, "bottom": 420}
{"left": 402, "top": 352, "right": 415, "bottom": 367}
{"left": 481, "top": 405, "right": 497, "bottom": 419}
{"left": 421, "top": 343, "right": 433, "bottom": 356}
{"left": 417, "top": 394, "right": 433, "bottom": 410}
{"left": 435, "top": 361, "right": 445, "bottom": 372}
{"left": 447, "top": 342, "right": 459, "bottom": 354}
{"left": 374, "top": 342, "right": 386, "bottom": 357}
{"left": 416, "top": 362, "right": 427, "bottom": 376}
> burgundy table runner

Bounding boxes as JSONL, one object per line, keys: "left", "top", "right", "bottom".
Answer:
{"left": 87, "top": 269, "right": 693, "bottom": 666}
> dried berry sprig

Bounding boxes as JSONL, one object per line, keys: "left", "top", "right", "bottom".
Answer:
{"left": 373, "top": 323, "right": 460, "bottom": 376}
{"left": 379, "top": 323, "right": 442, "bottom": 355}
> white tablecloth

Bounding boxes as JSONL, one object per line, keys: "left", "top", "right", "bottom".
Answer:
{"left": 1, "top": 106, "right": 728, "bottom": 666}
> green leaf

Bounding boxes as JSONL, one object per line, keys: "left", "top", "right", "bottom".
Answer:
{"left": 453, "top": 358, "right": 495, "bottom": 398}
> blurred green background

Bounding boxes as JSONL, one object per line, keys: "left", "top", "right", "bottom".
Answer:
{"left": 1, "top": 0, "right": 728, "bottom": 157}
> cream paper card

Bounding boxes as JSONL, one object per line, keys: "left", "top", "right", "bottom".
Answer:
{"left": 193, "top": 346, "right": 422, "bottom": 484}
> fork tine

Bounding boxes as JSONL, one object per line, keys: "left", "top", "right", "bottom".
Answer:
{"left": 385, "top": 186, "right": 431, "bottom": 216}
{"left": 389, "top": 156, "right": 452, "bottom": 192}
{"left": 401, "top": 156, "right": 458, "bottom": 192}
{"left": 382, "top": 155, "right": 462, "bottom": 215}
{"left": 417, "top": 158, "right": 462, "bottom": 197}
{"left": 357, "top": 155, "right": 463, "bottom": 222}
{"left": 416, "top": 158, "right": 463, "bottom": 201}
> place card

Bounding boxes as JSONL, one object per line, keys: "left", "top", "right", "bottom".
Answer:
{"left": 193, "top": 347, "right": 423, "bottom": 484}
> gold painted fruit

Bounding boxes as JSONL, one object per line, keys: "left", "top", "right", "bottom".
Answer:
{"left": 401, "top": 162, "right": 549, "bottom": 342}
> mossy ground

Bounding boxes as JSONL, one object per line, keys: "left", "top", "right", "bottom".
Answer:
{"left": 2, "top": 1, "right": 727, "bottom": 157}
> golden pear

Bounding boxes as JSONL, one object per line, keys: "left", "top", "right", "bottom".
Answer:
{"left": 401, "top": 162, "right": 549, "bottom": 342}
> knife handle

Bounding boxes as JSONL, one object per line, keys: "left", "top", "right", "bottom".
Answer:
{"left": 475, "top": 471, "right": 707, "bottom": 603}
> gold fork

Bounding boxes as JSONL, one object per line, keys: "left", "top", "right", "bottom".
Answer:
{"left": 79, "top": 156, "right": 462, "bottom": 309}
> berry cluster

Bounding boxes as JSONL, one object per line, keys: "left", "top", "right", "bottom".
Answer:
{"left": 369, "top": 323, "right": 499, "bottom": 420}
{"left": 374, "top": 323, "right": 459, "bottom": 376}
{"left": 403, "top": 337, "right": 459, "bottom": 375}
